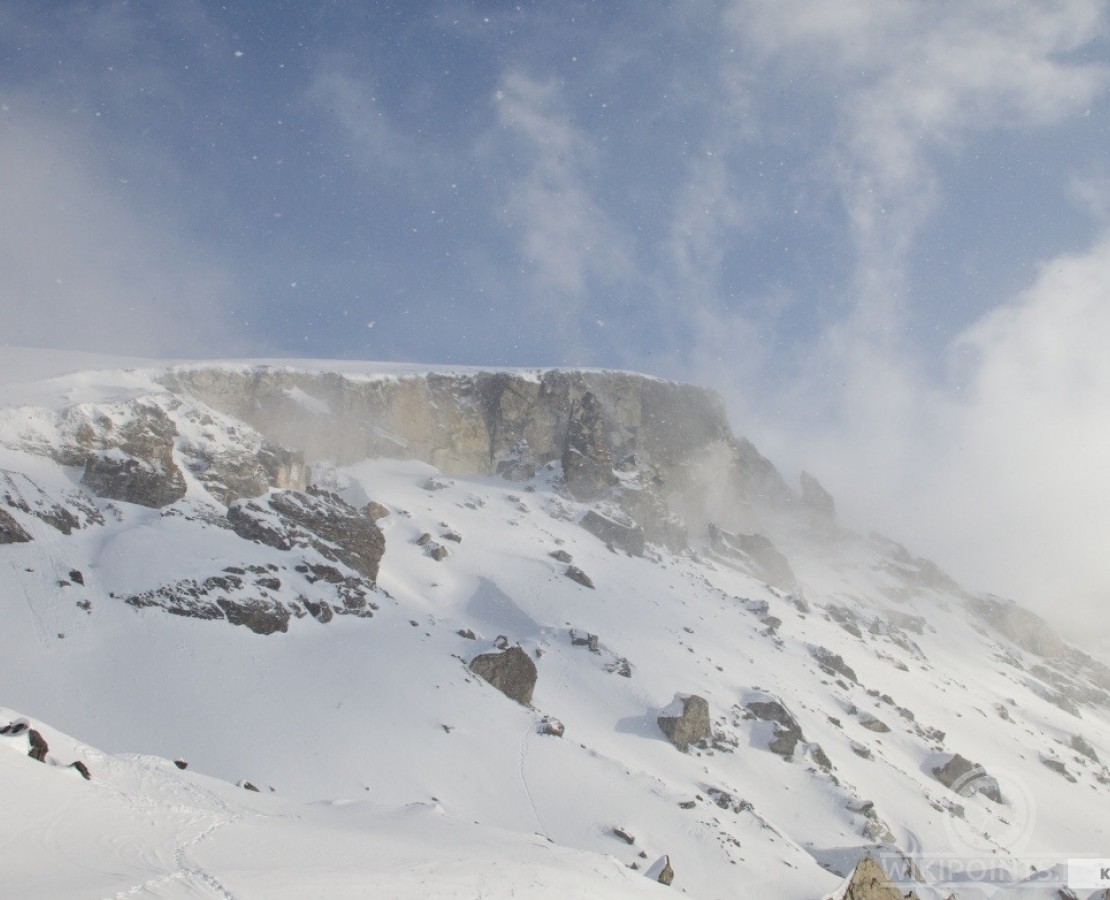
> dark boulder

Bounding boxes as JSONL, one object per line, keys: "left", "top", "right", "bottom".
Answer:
{"left": 932, "top": 753, "right": 1001, "bottom": 802}
{"left": 28, "top": 728, "right": 48, "bottom": 762}
{"left": 564, "top": 565, "right": 595, "bottom": 589}
{"left": 470, "top": 646, "right": 538, "bottom": 705}
{"left": 657, "top": 695, "right": 711, "bottom": 750}
{"left": 746, "top": 697, "right": 805, "bottom": 757}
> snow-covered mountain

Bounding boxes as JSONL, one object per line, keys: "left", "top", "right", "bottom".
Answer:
{"left": 2, "top": 347, "right": 1108, "bottom": 900}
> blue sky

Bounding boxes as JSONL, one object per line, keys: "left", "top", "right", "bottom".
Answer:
{"left": 3, "top": 1, "right": 1110, "bottom": 643}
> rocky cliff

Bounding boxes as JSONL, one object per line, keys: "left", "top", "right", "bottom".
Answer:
{"left": 165, "top": 366, "right": 796, "bottom": 546}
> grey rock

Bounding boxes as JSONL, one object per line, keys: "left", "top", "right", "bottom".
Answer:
{"left": 0, "top": 508, "right": 31, "bottom": 543}
{"left": 167, "top": 368, "right": 794, "bottom": 554}
{"left": 1041, "top": 757, "right": 1076, "bottom": 782}
{"left": 549, "top": 549, "right": 573, "bottom": 563}
{"left": 363, "top": 500, "right": 391, "bottom": 521}
{"left": 28, "top": 728, "right": 48, "bottom": 762}
{"left": 537, "top": 716, "right": 565, "bottom": 737}
{"left": 932, "top": 753, "right": 1002, "bottom": 803}
{"left": 657, "top": 694, "right": 711, "bottom": 750}
{"left": 1, "top": 471, "right": 103, "bottom": 534}
{"left": 646, "top": 855, "right": 674, "bottom": 886}
{"left": 82, "top": 451, "right": 187, "bottom": 508}
{"left": 229, "top": 487, "right": 384, "bottom": 582}
{"left": 747, "top": 698, "right": 805, "bottom": 757}
{"left": 859, "top": 714, "right": 891, "bottom": 733}
{"left": 579, "top": 510, "right": 645, "bottom": 557}
{"left": 1071, "top": 734, "right": 1099, "bottom": 763}
{"left": 843, "top": 854, "right": 903, "bottom": 900}
{"left": 564, "top": 565, "right": 595, "bottom": 589}
{"left": 78, "top": 406, "right": 187, "bottom": 508}
{"left": 562, "top": 391, "right": 617, "bottom": 501}
{"left": 217, "top": 597, "right": 291, "bottom": 635}
{"left": 809, "top": 645, "right": 858, "bottom": 683}
{"left": 708, "top": 525, "right": 797, "bottom": 592}
{"left": 470, "top": 646, "right": 538, "bottom": 705}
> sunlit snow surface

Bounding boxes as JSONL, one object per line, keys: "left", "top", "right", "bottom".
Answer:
{"left": 1, "top": 348, "right": 1108, "bottom": 899}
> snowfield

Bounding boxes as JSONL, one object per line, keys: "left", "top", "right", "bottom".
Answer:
{"left": 1, "top": 348, "right": 1108, "bottom": 899}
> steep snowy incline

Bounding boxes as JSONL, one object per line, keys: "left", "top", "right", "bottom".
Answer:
{"left": 1, "top": 353, "right": 1108, "bottom": 899}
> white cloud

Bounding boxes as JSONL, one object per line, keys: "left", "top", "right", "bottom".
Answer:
{"left": 0, "top": 105, "right": 238, "bottom": 358}
{"left": 492, "top": 72, "right": 634, "bottom": 300}
{"left": 727, "top": 0, "right": 1110, "bottom": 328}
{"left": 305, "top": 65, "right": 418, "bottom": 175}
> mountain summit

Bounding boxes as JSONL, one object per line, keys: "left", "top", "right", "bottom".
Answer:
{"left": 1, "top": 351, "right": 1107, "bottom": 899}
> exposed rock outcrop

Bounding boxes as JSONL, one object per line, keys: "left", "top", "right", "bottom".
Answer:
{"left": 746, "top": 696, "right": 805, "bottom": 757}
{"left": 28, "top": 728, "right": 48, "bottom": 762}
{"left": 810, "top": 645, "right": 859, "bottom": 683}
{"left": 842, "top": 855, "right": 903, "bottom": 900}
{"left": 709, "top": 525, "right": 797, "bottom": 592}
{"left": 968, "top": 595, "right": 1068, "bottom": 659}
{"left": 580, "top": 510, "right": 645, "bottom": 556}
{"left": 562, "top": 390, "right": 617, "bottom": 500}
{"left": 1071, "top": 733, "right": 1099, "bottom": 763}
{"left": 77, "top": 405, "right": 187, "bottom": 508}
{"left": 469, "top": 646, "right": 538, "bottom": 705}
{"left": 564, "top": 565, "right": 595, "bottom": 588}
{"left": 228, "top": 487, "right": 384, "bottom": 582}
{"left": 657, "top": 694, "right": 711, "bottom": 750}
{"left": 0, "top": 507, "right": 31, "bottom": 543}
{"left": 645, "top": 855, "right": 674, "bottom": 886}
{"left": 167, "top": 368, "right": 794, "bottom": 544}
{"left": 2, "top": 471, "right": 103, "bottom": 534}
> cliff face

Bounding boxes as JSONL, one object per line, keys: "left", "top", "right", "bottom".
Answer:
{"left": 164, "top": 367, "right": 793, "bottom": 533}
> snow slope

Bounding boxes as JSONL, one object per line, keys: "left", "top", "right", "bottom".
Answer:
{"left": 1, "top": 350, "right": 1108, "bottom": 899}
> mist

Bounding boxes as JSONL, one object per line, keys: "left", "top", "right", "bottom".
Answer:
{"left": 3, "top": 2, "right": 1110, "bottom": 651}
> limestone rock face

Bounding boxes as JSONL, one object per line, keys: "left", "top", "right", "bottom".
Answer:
{"left": 562, "top": 390, "right": 616, "bottom": 500}
{"left": 82, "top": 452, "right": 187, "bottom": 508}
{"left": 657, "top": 694, "right": 711, "bottom": 750}
{"left": 78, "top": 405, "right": 187, "bottom": 508}
{"left": 469, "top": 646, "right": 538, "bottom": 705}
{"left": 166, "top": 368, "right": 794, "bottom": 543}
{"left": 187, "top": 441, "right": 306, "bottom": 506}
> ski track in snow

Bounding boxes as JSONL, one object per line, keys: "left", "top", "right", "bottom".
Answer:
{"left": 97, "top": 755, "right": 242, "bottom": 900}
{"left": 518, "top": 722, "right": 545, "bottom": 838}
